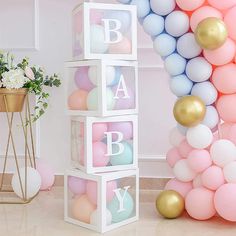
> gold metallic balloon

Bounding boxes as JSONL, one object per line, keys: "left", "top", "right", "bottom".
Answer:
{"left": 195, "top": 17, "right": 228, "bottom": 50}
{"left": 156, "top": 190, "right": 185, "bottom": 219}
{"left": 173, "top": 95, "right": 206, "bottom": 127}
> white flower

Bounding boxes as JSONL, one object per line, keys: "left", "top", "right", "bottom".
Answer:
{"left": 25, "top": 66, "right": 35, "bottom": 80}
{"left": 2, "top": 69, "right": 29, "bottom": 89}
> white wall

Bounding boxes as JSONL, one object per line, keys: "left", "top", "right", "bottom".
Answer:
{"left": 1, "top": 0, "right": 175, "bottom": 178}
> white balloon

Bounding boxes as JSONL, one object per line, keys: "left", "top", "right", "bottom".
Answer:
{"left": 173, "top": 159, "right": 197, "bottom": 182}
{"left": 210, "top": 139, "right": 236, "bottom": 167}
{"left": 223, "top": 162, "right": 236, "bottom": 183}
{"left": 186, "top": 57, "right": 212, "bottom": 83}
{"left": 201, "top": 106, "right": 219, "bottom": 129}
{"left": 165, "top": 11, "right": 189, "bottom": 37}
{"left": 177, "top": 123, "right": 188, "bottom": 135}
{"left": 177, "top": 33, "right": 202, "bottom": 59}
{"left": 150, "top": 0, "right": 176, "bottom": 16}
{"left": 169, "top": 127, "right": 185, "bottom": 147}
{"left": 187, "top": 124, "right": 213, "bottom": 149}
{"left": 11, "top": 167, "right": 41, "bottom": 200}
{"left": 193, "top": 175, "right": 203, "bottom": 188}
{"left": 90, "top": 209, "right": 112, "bottom": 226}
{"left": 90, "top": 25, "right": 108, "bottom": 54}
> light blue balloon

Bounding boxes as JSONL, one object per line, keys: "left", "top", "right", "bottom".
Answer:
{"left": 117, "top": 0, "right": 131, "bottom": 3}
{"left": 110, "top": 142, "right": 133, "bottom": 166}
{"left": 164, "top": 53, "right": 187, "bottom": 76}
{"left": 107, "top": 190, "right": 134, "bottom": 223}
{"left": 170, "top": 74, "right": 193, "bottom": 97}
{"left": 109, "top": 67, "right": 121, "bottom": 87}
{"left": 143, "top": 14, "right": 164, "bottom": 36}
{"left": 130, "top": 0, "right": 150, "bottom": 18}
{"left": 191, "top": 81, "right": 217, "bottom": 106}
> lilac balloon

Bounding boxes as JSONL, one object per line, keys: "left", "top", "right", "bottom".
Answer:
{"left": 108, "top": 122, "right": 133, "bottom": 140}
{"left": 68, "top": 176, "right": 86, "bottom": 196}
{"left": 74, "top": 67, "right": 95, "bottom": 91}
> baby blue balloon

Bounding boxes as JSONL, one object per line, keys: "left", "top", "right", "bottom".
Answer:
{"left": 130, "top": 0, "right": 150, "bottom": 18}
{"left": 107, "top": 190, "right": 134, "bottom": 223}
{"left": 170, "top": 74, "right": 193, "bottom": 97}
{"left": 164, "top": 53, "right": 187, "bottom": 76}
{"left": 109, "top": 67, "right": 121, "bottom": 87}
{"left": 154, "top": 33, "right": 177, "bottom": 57}
{"left": 143, "top": 14, "right": 165, "bottom": 36}
{"left": 110, "top": 142, "right": 133, "bottom": 165}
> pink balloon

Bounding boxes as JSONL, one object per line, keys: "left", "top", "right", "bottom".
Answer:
{"left": 201, "top": 166, "right": 225, "bottom": 190}
{"left": 36, "top": 159, "right": 55, "bottom": 191}
{"left": 204, "top": 39, "right": 236, "bottom": 66}
{"left": 108, "top": 121, "right": 133, "bottom": 140}
{"left": 92, "top": 123, "right": 108, "bottom": 142}
{"left": 166, "top": 147, "right": 182, "bottom": 168}
{"left": 208, "top": 0, "right": 236, "bottom": 10}
{"left": 228, "top": 124, "right": 236, "bottom": 145}
{"left": 178, "top": 140, "right": 193, "bottom": 158}
{"left": 212, "top": 63, "right": 236, "bottom": 94}
{"left": 214, "top": 183, "right": 236, "bottom": 221}
{"left": 90, "top": 10, "right": 103, "bottom": 24}
{"left": 68, "top": 89, "right": 88, "bottom": 110}
{"left": 92, "top": 142, "right": 110, "bottom": 167}
{"left": 176, "top": 0, "right": 205, "bottom": 11}
{"left": 217, "top": 94, "right": 236, "bottom": 122}
{"left": 164, "top": 178, "right": 193, "bottom": 198}
{"left": 74, "top": 67, "right": 95, "bottom": 91}
{"left": 109, "top": 37, "right": 132, "bottom": 54}
{"left": 224, "top": 6, "right": 236, "bottom": 41}
{"left": 190, "top": 6, "right": 222, "bottom": 31}
{"left": 218, "top": 122, "right": 233, "bottom": 139}
{"left": 185, "top": 188, "right": 216, "bottom": 220}
{"left": 68, "top": 176, "right": 86, "bottom": 196}
{"left": 187, "top": 149, "right": 212, "bottom": 173}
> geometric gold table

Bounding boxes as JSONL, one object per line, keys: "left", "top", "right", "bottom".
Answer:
{"left": 0, "top": 89, "right": 37, "bottom": 204}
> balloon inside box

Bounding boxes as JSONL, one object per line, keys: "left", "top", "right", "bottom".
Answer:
{"left": 71, "top": 115, "right": 138, "bottom": 174}
{"left": 66, "top": 60, "right": 138, "bottom": 117}
{"left": 64, "top": 169, "right": 139, "bottom": 233}
{"left": 72, "top": 2, "right": 137, "bottom": 60}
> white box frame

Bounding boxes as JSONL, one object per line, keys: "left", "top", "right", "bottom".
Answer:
{"left": 72, "top": 2, "right": 137, "bottom": 60}
{"left": 65, "top": 60, "right": 138, "bottom": 117}
{"left": 70, "top": 115, "right": 138, "bottom": 173}
{"left": 64, "top": 168, "right": 139, "bottom": 233}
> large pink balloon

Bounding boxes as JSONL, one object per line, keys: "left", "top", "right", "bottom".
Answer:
{"left": 166, "top": 147, "right": 182, "bottom": 168}
{"left": 178, "top": 140, "right": 193, "bottom": 158}
{"left": 214, "top": 183, "right": 236, "bottom": 221}
{"left": 212, "top": 63, "right": 236, "bottom": 94}
{"left": 176, "top": 0, "right": 205, "bottom": 11}
{"left": 217, "top": 94, "right": 236, "bottom": 122}
{"left": 208, "top": 0, "right": 236, "bottom": 10}
{"left": 224, "top": 6, "right": 236, "bottom": 41}
{"left": 92, "top": 142, "right": 109, "bottom": 167}
{"left": 92, "top": 123, "right": 108, "bottom": 142}
{"left": 190, "top": 6, "right": 222, "bottom": 31}
{"left": 185, "top": 188, "right": 216, "bottom": 220}
{"left": 204, "top": 39, "right": 236, "bottom": 66}
{"left": 164, "top": 178, "right": 193, "bottom": 198}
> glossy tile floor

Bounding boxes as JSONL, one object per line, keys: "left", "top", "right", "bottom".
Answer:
{"left": 0, "top": 187, "right": 236, "bottom": 236}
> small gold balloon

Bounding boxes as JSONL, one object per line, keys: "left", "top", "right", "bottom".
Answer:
{"left": 173, "top": 95, "right": 206, "bottom": 127}
{"left": 156, "top": 190, "right": 185, "bottom": 219}
{"left": 195, "top": 17, "right": 228, "bottom": 50}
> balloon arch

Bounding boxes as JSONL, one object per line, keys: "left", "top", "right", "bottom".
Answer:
{"left": 118, "top": 0, "right": 236, "bottom": 222}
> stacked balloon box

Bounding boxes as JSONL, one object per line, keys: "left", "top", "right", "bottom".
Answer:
{"left": 64, "top": 2, "right": 139, "bottom": 233}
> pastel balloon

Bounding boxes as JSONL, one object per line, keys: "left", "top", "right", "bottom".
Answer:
{"left": 191, "top": 81, "right": 218, "bottom": 105}
{"left": 130, "top": 0, "right": 150, "bottom": 18}
{"left": 107, "top": 189, "right": 134, "bottom": 223}
{"left": 153, "top": 33, "right": 176, "bottom": 57}
{"left": 178, "top": 140, "right": 193, "bottom": 158}
{"left": 204, "top": 39, "right": 236, "bottom": 66}
{"left": 169, "top": 127, "right": 185, "bottom": 147}
{"left": 208, "top": 0, "right": 236, "bottom": 10}
{"left": 186, "top": 124, "right": 213, "bottom": 149}
{"left": 210, "top": 139, "right": 236, "bottom": 167}
{"left": 201, "top": 106, "right": 219, "bottom": 129}
{"left": 212, "top": 63, "right": 236, "bottom": 94}
{"left": 164, "top": 178, "right": 193, "bottom": 198}
{"left": 74, "top": 12, "right": 83, "bottom": 34}
{"left": 90, "top": 10, "right": 103, "bottom": 24}
{"left": 201, "top": 166, "right": 225, "bottom": 190}
{"left": 68, "top": 176, "right": 86, "bottom": 196}
{"left": 223, "top": 162, "right": 236, "bottom": 183}
{"left": 108, "top": 122, "right": 133, "bottom": 140}
{"left": 170, "top": 74, "right": 193, "bottom": 97}
{"left": 36, "top": 159, "right": 55, "bottom": 191}
{"left": 185, "top": 188, "right": 216, "bottom": 220}
{"left": 190, "top": 6, "right": 222, "bottom": 31}
{"left": 74, "top": 67, "right": 94, "bottom": 91}
{"left": 176, "top": 0, "right": 205, "bottom": 11}
{"left": 177, "top": 124, "right": 188, "bottom": 135}
{"left": 165, "top": 11, "right": 189, "bottom": 37}
{"left": 150, "top": 0, "right": 176, "bottom": 16}
{"left": 164, "top": 53, "right": 187, "bottom": 76}
{"left": 90, "top": 209, "right": 112, "bottom": 226}
{"left": 92, "top": 123, "right": 108, "bottom": 142}
{"left": 187, "top": 149, "right": 212, "bottom": 173}
{"left": 143, "top": 14, "right": 164, "bottom": 36}
{"left": 177, "top": 33, "right": 202, "bottom": 59}
{"left": 72, "top": 194, "right": 96, "bottom": 224}
{"left": 68, "top": 90, "right": 88, "bottom": 110}
{"left": 186, "top": 57, "right": 212, "bottom": 83}
{"left": 166, "top": 147, "right": 182, "bottom": 168}
{"left": 93, "top": 142, "right": 110, "bottom": 167}
{"left": 193, "top": 175, "right": 203, "bottom": 188}
{"left": 109, "top": 37, "right": 132, "bottom": 54}
{"left": 214, "top": 184, "right": 236, "bottom": 221}
{"left": 173, "top": 159, "right": 197, "bottom": 182}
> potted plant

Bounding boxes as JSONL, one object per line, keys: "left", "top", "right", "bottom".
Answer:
{"left": 0, "top": 51, "right": 61, "bottom": 121}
